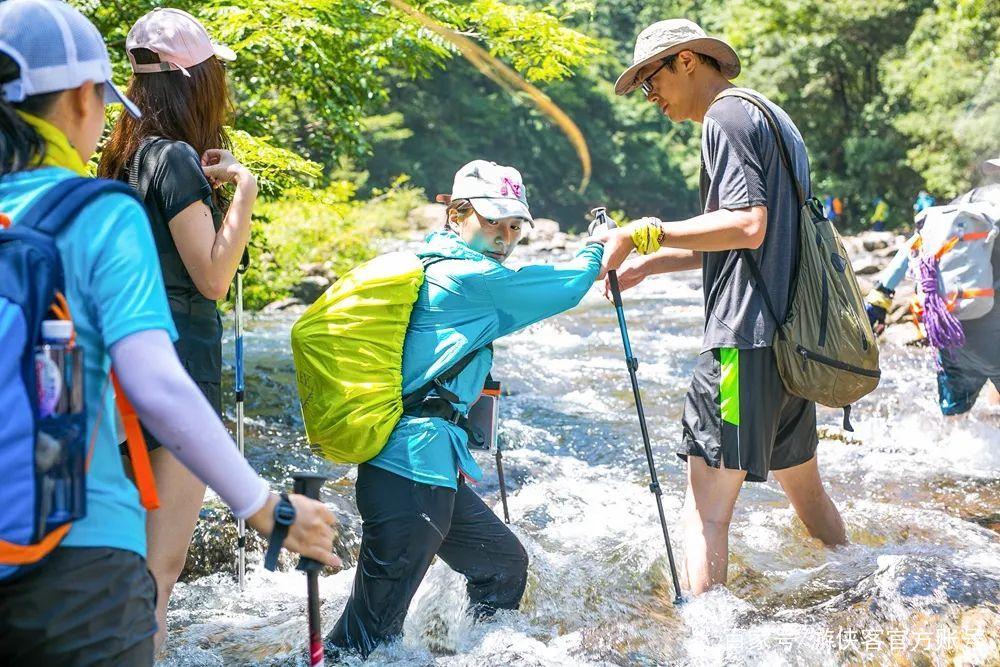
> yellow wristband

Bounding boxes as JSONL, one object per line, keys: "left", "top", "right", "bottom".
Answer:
{"left": 628, "top": 219, "right": 663, "bottom": 256}
{"left": 865, "top": 290, "right": 893, "bottom": 311}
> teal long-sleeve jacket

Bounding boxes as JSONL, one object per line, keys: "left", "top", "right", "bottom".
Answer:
{"left": 368, "top": 229, "right": 604, "bottom": 489}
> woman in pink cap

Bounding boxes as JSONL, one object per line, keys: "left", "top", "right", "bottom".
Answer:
{"left": 98, "top": 7, "right": 257, "bottom": 653}
{"left": 0, "top": 2, "right": 337, "bottom": 664}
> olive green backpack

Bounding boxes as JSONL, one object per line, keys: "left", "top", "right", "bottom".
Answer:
{"left": 707, "top": 90, "right": 881, "bottom": 429}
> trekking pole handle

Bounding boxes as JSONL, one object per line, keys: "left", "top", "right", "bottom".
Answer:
{"left": 591, "top": 207, "right": 626, "bottom": 309}
{"left": 293, "top": 473, "right": 330, "bottom": 574}
{"left": 590, "top": 206, "right": 617, "bottom": 232}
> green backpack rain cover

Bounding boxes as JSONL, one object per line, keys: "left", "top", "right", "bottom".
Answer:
{"left": 290, "top": 251, "right": 425, "bottom": 463}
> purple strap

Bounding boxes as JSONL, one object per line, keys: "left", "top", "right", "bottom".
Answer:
{"left": 918, "top": 255, "right": 965, "bottom": 350}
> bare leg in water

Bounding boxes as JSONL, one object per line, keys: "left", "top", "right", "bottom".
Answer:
{"left": 682, "top": 454, "right": 847, "bottom": 595}
{"left": 129, "top": 448, "right": 206, "bottom": 653}
{"left": 772, "top": 454, "right": 848, "bottom": 547}
{"left": 681, "top": 457, "right": 746, "bottom": 595}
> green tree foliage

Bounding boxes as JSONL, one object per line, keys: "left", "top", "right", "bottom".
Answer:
{"left": 721, "top": 0, "right": 933, "bottom": 224}
{"left": 74, "top": 0, "right": 999, "bottom": 306}
{"left": 78, "top": 0, "right": 596, "bottom": 171}
{"left": 363, "top": 0, "right": 999, "bottom": 230}
{"left": 73, "top": 0, "right": 598, "bottom": 305}
{"left": 882, "top": 0, "right": 1000, "bottom": 198}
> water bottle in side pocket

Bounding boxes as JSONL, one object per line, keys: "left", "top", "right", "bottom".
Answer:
{"left": 34, "top": 319, "right": 87, "bottom": 535}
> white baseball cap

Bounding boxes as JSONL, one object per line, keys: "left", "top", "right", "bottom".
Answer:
{"left": 983, "top": 157, "right": 1000, "bottom": 176}
{"left": 127, "top": 8, "right": 236, "bottom": 77}
{"left": 0, "top": 0, "right": 140, "bottom": 118}
{"left": 437, "top": 160, "right": 534, "bottom": 225}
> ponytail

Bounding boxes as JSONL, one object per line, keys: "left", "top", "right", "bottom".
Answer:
{"left": 0, "top": 52, "right": 60, "bottom": 176}
{"left": 444, "top": 198, "right": 475, "bottom": 232}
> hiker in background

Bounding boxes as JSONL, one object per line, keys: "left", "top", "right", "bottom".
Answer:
{"left": 823, "top": 194, "right": 837, "bottom": 222}
{"left": 833, "top": 196, "right": 844, "bottom": 225}
{"left": 97, "top": 8, "right": 255, "bottom": 653}
{"left": 0, "top": 2, "right": 338, "bottom": 664}
{"left": 600, "top": 18, "right": 849, "bottom": 596}
{"left": 870, "top": 195, "right": 889, "bottom": 231}
{"left": 866, "top": 160, "right": 1000, "bottom": 415}
{"left": 324, "top": 160, "right": 630, "bottom": 659}
{"left": 913, "top": 189, "right": 936, "bottom": 215}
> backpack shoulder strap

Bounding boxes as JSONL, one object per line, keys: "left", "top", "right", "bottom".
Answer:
{"left": 18, "top": 178, "right": 140, "bottom": 236}
{"left": 706, "top": 89, "right": 811, "bottom": 334}
{"left": 402, "top": 342, "right": 494, "bottom": 411}
{"left": 740, "top": 248, "right": 786, "bottom": 339}
{"left": 712, "top": 89, "right": 808, "bottom": 207}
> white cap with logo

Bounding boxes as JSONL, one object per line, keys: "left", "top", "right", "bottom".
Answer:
{"left": 438, "top": 160, "right": 534, "bottom": 226}
{"left": 0, "top": 0, "right": 140, "bottom": 118}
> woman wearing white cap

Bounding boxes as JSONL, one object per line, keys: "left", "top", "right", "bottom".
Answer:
{"left": 0, "top": 2, "right": 338, "bottom": 663}
{"left": 325, "top": 160, "right": 631, "bottom": 659}
{"left": 97, "top": 8, "right": 258, "bottom": 652}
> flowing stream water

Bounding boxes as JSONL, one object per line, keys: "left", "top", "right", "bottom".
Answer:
{"left": 160, "top": 247, "right": 1000, "bottom": 667}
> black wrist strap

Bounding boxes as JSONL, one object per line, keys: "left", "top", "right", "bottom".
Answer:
{"left": 263, "top": 493, "right": 293, "bottom": 572}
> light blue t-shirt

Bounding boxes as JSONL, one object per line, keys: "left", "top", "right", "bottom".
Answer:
{"left": 0, "top": 167, "right": 177, "bottom": 558}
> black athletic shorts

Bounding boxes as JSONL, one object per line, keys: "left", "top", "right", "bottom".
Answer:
{"left": 0, "top": 547, "right": 156, "bottom": 666}
{"left": 677, "top": 346, "right": 818, "bottom": 482}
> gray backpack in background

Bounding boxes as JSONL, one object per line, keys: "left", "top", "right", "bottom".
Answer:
{"left": 709, "top": 90, "right": 881, "bottom": 429}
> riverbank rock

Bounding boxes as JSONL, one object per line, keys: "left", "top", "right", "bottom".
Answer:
{"left": 181, "top": 499, "right": 360, "bottom": 583}
{"left": 841, "top": 230, "right": 902, "bottom": 257}
{"left": 408, "top": 203, "right": 446, "bottom": 231}
{"left": 290, "top": 275, "right": 330, "bottom": 303}
{"left": 881, "top": 321, "right": 926, "bottom": 347}
{"left": 261, "top": 297, "right": 304, "bottom": 314}
{"left": 520, "top": 218, "right": 560, "bottom": 245}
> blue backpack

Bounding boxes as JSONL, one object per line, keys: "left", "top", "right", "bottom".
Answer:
{"left": 0, "top": 177, "right": 140, "bottom": 581}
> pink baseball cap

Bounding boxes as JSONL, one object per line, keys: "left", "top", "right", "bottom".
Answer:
{"left": 126, "top": 8, "right": 236, "bottom": 77}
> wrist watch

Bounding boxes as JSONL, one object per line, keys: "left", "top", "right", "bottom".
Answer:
{"left": 263, "top": 493, "right": 296, "bottom": 571}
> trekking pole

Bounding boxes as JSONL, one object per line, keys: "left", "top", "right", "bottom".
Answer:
{"left": 592, "top": 207, "right": 683, "bottom": 604}
{"left": 293, "top": 473, "right": 330, "bottom": 667}
{"left": 235, "top": 256, "right": 248, "bottom": 591}
{"left": 495, "top": 442, "right": 510, "bottom": 524}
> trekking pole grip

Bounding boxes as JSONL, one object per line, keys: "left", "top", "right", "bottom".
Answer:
{"left": 591, "top": 207, "right": 626, "bottom": 308}
{"left": 293, "top": 472, "right": 329, "bottom": 573}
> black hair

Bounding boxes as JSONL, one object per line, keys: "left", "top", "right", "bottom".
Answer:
{"left": 444, "top": 197, "right": 475, "bottom": 231}
{"left": 0, "top": 52, "right": 61, "bottom": 175}
{"left": 663, "top": 51, "right": 723, "bottom": 73}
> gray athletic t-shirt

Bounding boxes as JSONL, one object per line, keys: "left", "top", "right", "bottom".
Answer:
{"left": 699, "top": 88, "right": 811, "bottom": 352}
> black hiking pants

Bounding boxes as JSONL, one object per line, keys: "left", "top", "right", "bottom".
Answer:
{"left": 327, "top": 463, "right": 528, "bottom": 658}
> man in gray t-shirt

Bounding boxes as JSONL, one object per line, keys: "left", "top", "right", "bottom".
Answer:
{"left": 597, "top": 18, "right": 848, "bottom": 597}
{"left": 700, "top": 90, "right": 809, "bottom": 350}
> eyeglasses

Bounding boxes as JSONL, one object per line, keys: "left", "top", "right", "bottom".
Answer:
{"left": 639, "top": 59, "right": 670, "bottom": 96}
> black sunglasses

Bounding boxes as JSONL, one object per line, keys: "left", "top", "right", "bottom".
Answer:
{"left": 639, "top": 59, "right": 670, "bottom": 96}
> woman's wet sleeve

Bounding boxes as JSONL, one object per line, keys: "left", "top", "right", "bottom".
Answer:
{"left": 481, "top": 243, "right": 604, "bottom": 338}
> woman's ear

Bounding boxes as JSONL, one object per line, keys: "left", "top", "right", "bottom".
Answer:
{"left": 68, "top": 80, "right": 99, "bottom": 119}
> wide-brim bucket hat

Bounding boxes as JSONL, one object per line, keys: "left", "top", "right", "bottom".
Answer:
{"left": 615, "top": 18, "right": 740, "bottom": 96}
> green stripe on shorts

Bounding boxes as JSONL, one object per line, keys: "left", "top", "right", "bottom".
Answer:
{"left": 719, "top": 347, "right": 740, "bottom": 426}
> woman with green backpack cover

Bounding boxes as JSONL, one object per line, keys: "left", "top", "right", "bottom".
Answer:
{"left": 315, "top": 160, "right": 629, "bottom": 659}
